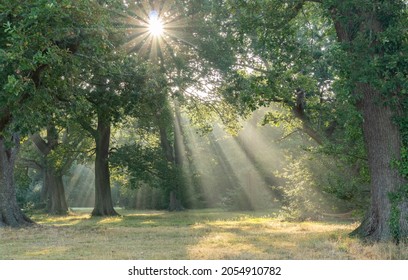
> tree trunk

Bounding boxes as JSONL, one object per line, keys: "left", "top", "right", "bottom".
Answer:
{"left": 92, "top": 115, "right": 118, "bottom": 216}
{"left": 329, "top": 5, "right": 408, "bottom": 241}
{"left": 44, "top": 167, "right": 68, "bottom": 215}
{"left": 31, "top": 127, "right": 69, "bottom": 215}
{"left": 40, "top": 169, "right": 49, "bottom": 206}
{"left": 0, "top": 135, "right": 33, "bottom": 227}
{"left": 168, "top": 190, "right": 184, "bottom": 211}
{"left": 157, "top": 106, "right": 185, "bottom": 211}
{"left": 351, "top": 85, "right": 407, "bottom": 241}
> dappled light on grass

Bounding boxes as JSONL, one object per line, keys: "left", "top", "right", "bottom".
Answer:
{"left": 188, "top": 231, "right": 264, "bottom": 260}
{"left": 188, "top": 216, "right": 361, "bottom": 259}
{"left": 1, "top": 210, "right": 407, "bottom": 260}
{"left": 34, "top": 212, "right": 91, "bottom": 227}
{"left": 97, "top": 216, "right": 124, "bottom": 225}
{"left": 25, "top": 247, "right": 68, "bottom": 257}
{"left": 125, "top": 211, "right": 166, "bottom": 217}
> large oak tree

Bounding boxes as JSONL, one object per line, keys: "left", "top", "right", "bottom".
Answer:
{"left": 0, "top": 0, "right": 117, "bottom": 225}
{"left": 225, "top": 0, "right": 407, "bottom": 241}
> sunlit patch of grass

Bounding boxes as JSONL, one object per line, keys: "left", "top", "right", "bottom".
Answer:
{"left": 1, "top": 209, "right": 408, "bottom": 259}
{"left": 33, "top": 212, "right": 91, "bottom": 227}
{"left": 97, "top": 217, "right": 124, "bottom": 225}
{"left": 188, "top": 231, "right": 265, "bottom": 259}
{"left": 125, "top": 211, "right": 166, "bottom": 217}
{"left": 141, "top": 220, "right": 157, "bottom": 225}
{"left": 25, "top": 247, "right": 68, "bottom": 257}
{"left": 187, "top": 216, "right": 359, "bottom": 259}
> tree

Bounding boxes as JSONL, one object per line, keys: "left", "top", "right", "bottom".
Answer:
{"left": 0, "top": 0, "right": 98, "bottom": 226}
{"left": 326, "top": 0, "right": 407, "bottom": 242}
{"left": 24, "top": 122, "right": 90, "bottom": 214}
{"left": 224, "top": 0, "right": 408, "bottom": 241}
{"left": 30, "top": 127, "right": 69, "bottom": 215}
{"left": 69, "top": 53, "right": 147, "bottom": 216}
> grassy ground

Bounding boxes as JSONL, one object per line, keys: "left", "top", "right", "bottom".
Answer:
{"left": 0, "top": 208, "right": 407, "bottom": 260}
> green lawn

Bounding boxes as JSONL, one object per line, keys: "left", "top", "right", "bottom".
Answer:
{"left": 0, "top": 209, "right": 406, "bottom": 259}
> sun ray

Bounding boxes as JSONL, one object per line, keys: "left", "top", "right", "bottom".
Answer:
{"left": 123, "top": 31, "right": 151, "bottom": 54}
{"left": 138, "top": 34, "right": 154, "bottom": 56}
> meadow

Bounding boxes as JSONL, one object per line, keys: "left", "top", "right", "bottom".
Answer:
{"left": 1, "top": 209, "right": 407, "bottom": 260}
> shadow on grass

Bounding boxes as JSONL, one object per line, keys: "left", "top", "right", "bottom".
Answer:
{"left": 33, "top": 208, "right": 257, "bottom": 229}
{"left": 4, "top": 208, "right": 370, "bottom": 260}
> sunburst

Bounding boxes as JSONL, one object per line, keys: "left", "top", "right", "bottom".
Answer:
{"left": 119, "top": 0, "right": 194, "bottom": 61}
{"left": 148, "top": 11, "right": 164, "bottom": 37}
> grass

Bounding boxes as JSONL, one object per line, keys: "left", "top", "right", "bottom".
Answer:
{"left": 1, "top": 208, "right": 407, "bottom": 260}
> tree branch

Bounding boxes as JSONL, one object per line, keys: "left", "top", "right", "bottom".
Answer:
{"left": 77, "top": 118, "right": 97, "bottom": 139}
{"left": 275, "top": 129, "right": 302, "bottom": 143}
{"left": 30, "top": 133, "right": 51, "bottom": 155}
{"left": 18, "top": 158, "right": 44, "bottom": 170}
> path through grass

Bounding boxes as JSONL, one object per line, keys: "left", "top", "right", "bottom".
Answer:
{"left": 1, "top": 209, "right": 406, "bottom": 259}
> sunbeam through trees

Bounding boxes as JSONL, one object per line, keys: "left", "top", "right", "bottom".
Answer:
{"left": 1, "top": 0, "right": 407, "bottom": 261}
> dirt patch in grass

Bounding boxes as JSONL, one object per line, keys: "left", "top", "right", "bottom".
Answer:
{"left": 1, "top": 209, "right": 407, "bottom": 259}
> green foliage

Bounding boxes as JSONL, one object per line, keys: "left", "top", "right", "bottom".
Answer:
{"left": 14, "top": 164, "right": 43, "bottom": 210}
{"left": 111, "top": 141, "right": 185, "bottom": 209}
{"left": 117, "top": 185, "right": 166, "bottom": 210}
{"left": 219, "top": 185, "right": 254, "bottom": 211}
{"left": 0, "top": 0, "right": 106, "bottom": 134}
{"left": 389, "top": 184, "right": 408, "bottom": 242}
{"left": 274, "top": 154, "right": 324, "bottom": 221}
{"left": 14, "top": 166, "right": 32, "bottom": 208}
{"left": 111, "top": 143, "right": 164, "bottom": 189}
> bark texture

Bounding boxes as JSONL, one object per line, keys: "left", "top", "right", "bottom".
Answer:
{"left": 91, "top": 115, "right": 118, "bottom": 216}
{"left": 44, "top": 168, "right": 68, "bottom": 215}
{"left": 0, "top": 135, "right": 33, "bottom": 227}
{"left": 351, "top": 85, "right": 407, "bottom": 241}
{"left": 31, "top": 127, "right": 69, "bottom": 215}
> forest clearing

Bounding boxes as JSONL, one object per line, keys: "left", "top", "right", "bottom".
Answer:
{"left": 1, "top": 0, "right": 407, "bottom": 268}
{"left": 1, "top": 209, "right": 407, "bottom": 260}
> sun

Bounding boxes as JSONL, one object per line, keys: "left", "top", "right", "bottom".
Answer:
{"left": 148, "top": 11, "right": 164, "bottom": 37}
{"left": 121, "top": 2, "right": 187, "bottom": 59}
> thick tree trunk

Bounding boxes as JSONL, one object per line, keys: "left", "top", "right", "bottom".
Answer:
{"left": 31, "top": 127, "right": 69, "bottom": 215}
{"left": 0, "top": 135, "right": 33, "bottom": 227}
{"left": 329, "top": 5, "right": 408, "bottom": 241}
{"left": 351, "top": 85, "right": 407, "bottom": 241}
{"left": 92, "top": 116, "right": 118, "bottom": 216}
{"left": 44, "top": 168, "right": 68, "bottom": 215}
